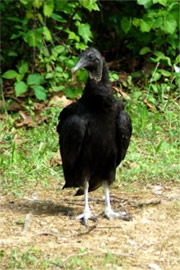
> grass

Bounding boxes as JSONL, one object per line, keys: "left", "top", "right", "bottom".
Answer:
{"left": 0, "top": 107, "right": 62, "bottom": 195}
{"left": 0, "top": 247, "right": 131, "bottom": 269}
{"left": 0, "top": 96, "right": 179, "bottom": 196}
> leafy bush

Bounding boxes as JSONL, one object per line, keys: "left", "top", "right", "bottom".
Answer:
{"left": 1, "top": 0, "right": 99, "bottom": 100}
{"left": 1, "top": 0, "right": 179, "bottom": 102}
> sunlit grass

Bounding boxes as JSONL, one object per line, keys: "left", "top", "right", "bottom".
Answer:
{"left": 0, "top": 247, "right": 129, "bottom": 270}
{"left": 118, "top": 95, "right": 179, "bottom": 184}
{"left": 0, "top": 107, "right": 63, "bottom": 195}
{"left": 0, "top": 97, "right": 179, "bottom": 195}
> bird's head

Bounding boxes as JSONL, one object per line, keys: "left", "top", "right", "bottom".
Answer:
{"left": 72, "top": 48, "right": 103, "bottom": 82}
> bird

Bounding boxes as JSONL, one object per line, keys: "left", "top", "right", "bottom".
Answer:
{"left": 57, "top": 48, "right": 132, "bottom": 225}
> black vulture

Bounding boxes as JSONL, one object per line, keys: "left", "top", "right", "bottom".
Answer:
{"left": 57, "top": 48, "right": 132, "bottom": 225}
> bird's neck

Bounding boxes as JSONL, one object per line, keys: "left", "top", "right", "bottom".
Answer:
{"left": 86, "top": 61, "right": 110, "bottom": 88}
{"left": 101, "top": 61, "right": 110, "bottom": 84}
{"left": 81, "top": 61, "right": 114, "bottom": 110}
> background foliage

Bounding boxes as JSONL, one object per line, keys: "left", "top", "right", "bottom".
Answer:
{"left": 1, "top": 0, "right": 179, "bottom": 102}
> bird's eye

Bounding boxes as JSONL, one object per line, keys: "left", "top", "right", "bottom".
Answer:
{"left": 88, "top": 53, "right": 94, "bottom": 59}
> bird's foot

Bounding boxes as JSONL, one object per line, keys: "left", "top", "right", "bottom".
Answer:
{"left": 103, "top": 207, "right": 132, "bottom": 221}
{"left": 75, "top": 209, "right": 97, "bottom": 226}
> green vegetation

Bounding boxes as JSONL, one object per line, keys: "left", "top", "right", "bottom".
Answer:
{"left": 0, "top": 107, "right": 61, "bottom": 195}
{"left": 0, "top": 247, "right": 131, "bottom": 269}
{"left": 0, "top": 0, "right": 180, "bottom": 195}
{"left": 1, "top": 0, "right": 180, "bottom": 101}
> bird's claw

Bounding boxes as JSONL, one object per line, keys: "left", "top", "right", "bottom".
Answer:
{"left": 74, "top": 210, "right": 97, "bottom": 226}
{"left": 81, "top": 216, "right": 97, "bottom": 226}
{"left": 103, "top": 208, "right": 132, "bottom": 221}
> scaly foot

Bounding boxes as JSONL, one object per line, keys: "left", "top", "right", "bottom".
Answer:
{"left": 75, "top": 209, "right": 97, "bottom": 226}
{"left": 104, "top": 207, "right": 132, "bottom": 221}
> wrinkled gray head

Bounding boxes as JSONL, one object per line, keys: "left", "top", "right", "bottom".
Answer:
{"left": 72, "top": 48, "right": 103, "bottom": 82}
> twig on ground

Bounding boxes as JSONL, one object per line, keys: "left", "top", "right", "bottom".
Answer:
{"left": 77, "top": 225, "right": 97, "bottom": 236}
{"left": 62, "top": 249, "right": 134, "bottom": 263}
{"left": 34, "top": 232, "right": 58, "bottom": 239}
{"left": 48, "top": 260, "right": 62, "bottom": 268}
{"left": 96, "top": 226, "right": 123, "bottom": 229}
{"left": 129, "top": 199, "right": 161, "bottom": 208}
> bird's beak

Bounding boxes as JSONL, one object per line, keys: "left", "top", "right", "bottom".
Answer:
{"left": 71, "top": 57, "right": 87, "bottom": 73}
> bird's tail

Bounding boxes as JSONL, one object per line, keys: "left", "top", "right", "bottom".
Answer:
{"left": 74, "top": 188, "right": 84, "bottom": 196}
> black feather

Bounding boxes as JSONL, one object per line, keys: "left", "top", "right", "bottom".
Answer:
{"left": 57, "top": 48, "right": 132, "bottom": 196}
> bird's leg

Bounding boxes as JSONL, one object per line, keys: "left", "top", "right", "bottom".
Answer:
{"left": 76, "top": 181, "right": 97, "bottom": 225}
{"left": 103, "top": 181, "right": 131, "bottom": 221}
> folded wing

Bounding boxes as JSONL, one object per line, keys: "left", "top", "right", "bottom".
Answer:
{"left": 116, "top": 111, "right": 132, "bottom": 166}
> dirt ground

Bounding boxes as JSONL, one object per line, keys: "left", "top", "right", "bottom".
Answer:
{"left": 0, "top": 182, "right": 180, "bottom": 270}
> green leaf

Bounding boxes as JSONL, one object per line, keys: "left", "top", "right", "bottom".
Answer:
{"left": 140, "top": 19, "right": 152, "bottom": 32}
{"left": 43, "top": 0, "right": 54, "bottom": 17}
{"left": 50, "top": 13, "right": 66, "bottom": 23}
{"left": 50, "top": 85, "right": 64, "bottom": 92}
{"left": 65, "top": 86, "right": 82, "bottom": 99}
{"left": 24, "top": 29, "right": 43, "bottom": 47}
{"left": 121, "top": 17, "right": 131, "bottom": 33}
{"left": 159, "top": 69, "right": 171, "bottom": 77}
{"left": 43, "top": 26, "right": 52, "bottom": 41}
{"left": 33, "top": 0, "right": 43, "bottom": 8}
{"left": 152, "top": 72, "right": 161, "bottom": 81}
{"left": 16, "top": 74, "right": 25, "bottom": 82}
{"left": 155, "top": 140, "right": 164, "bottom": 154}
{"left": 75, "top": 42, "right": 87, "bottom": 50}
{"left": 175, "top": 55, "right": 180, "bottom": 65}
{"left": 133, "top": 18, "right": 140, "bottom": 27}
{"left": 61, "top": 72, "right": 69, "bottom": 80}
{"left": 152, "top": 17, "right": 163, "bottom": 29}
{"left": 15, "top": 81, "right": 28, "bottom": 97}
{"left": 139, "top": 47, "right": 151, "bottom": 55}
{"left": 67, "top": 30, "right": 80, "bottom": 42}
{"left": 2, "top": 70, "right": 18, "bottom": 79}
{"left": 8, "top": 51, "right": 18, "bottom": 57}
{"left": 20, "top": 0, "right": 30, "bottom": 5}
{"left": 154, "top": 51, "right": 165, "bottom": 58}
{"left": 152, "top": 51, "right": 172, "bottom": 66}
{"left": 55, "top": 0, "right": 67, "bottom": 10}
{"left": 45, "top": 73, "right": 53, "bottom": 79}
{"left": 65, "top": 59, "right": 75, "bottom": 69}
{"left": 18, "top": 62, "right": 28, "bottom": 75}
{"left": 151, "top": 84, "right": 159, "bottom": 93}
{"left": 163, "top": 15, "right": 177, "bottom": 34}
{"left": 52, "top": 45, "right": 65, "bottom": 55}
{"left": 153, "top": 0, "right": 167, "bottom": 6}
{"left": 76, "top": 70, "right": 88, "bottom": 82}
{"left": 37, "top": 13, "right": 44, "bottom": 23}
{"left": 131, "top": 71, "right": 142, "bottom": 78}
{"left": 175, "top": 76, "right": 180, "bottom": 88}
{"left": 79, "top": 0, "right": 99, "bottom": 11}
{"left": 27, "top": 74, "right": 45, "bottom": 85}
{"left": 78, "top": 23, "right": 92, "bottom": 43}
{"left": 109, "top": 72, "right": 119, "bottom": 82}
{"left": 31, "top": 85, "right": 47, "bottom": 100}
{"left": 58, "top": 55, "right": 66, "bottom": 62}
{"left": 26, "top": 10, "right": 34, "bottom": 19}
{"left": 10, "top": 33, "right": 23, "bottom": 40}
{"left": 137, "top": 0, "right": 153, "bottom": 8}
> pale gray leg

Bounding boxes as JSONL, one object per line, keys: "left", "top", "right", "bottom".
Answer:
{"left": 103, "top": 181, "right": 131, "bottom": 221}
{"left": 76, "top": 181, "right": 96, "bottom": 225}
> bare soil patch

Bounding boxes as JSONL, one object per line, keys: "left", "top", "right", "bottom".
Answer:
{"left": 0, "top": 183, "right": 180, "bottom": 269}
